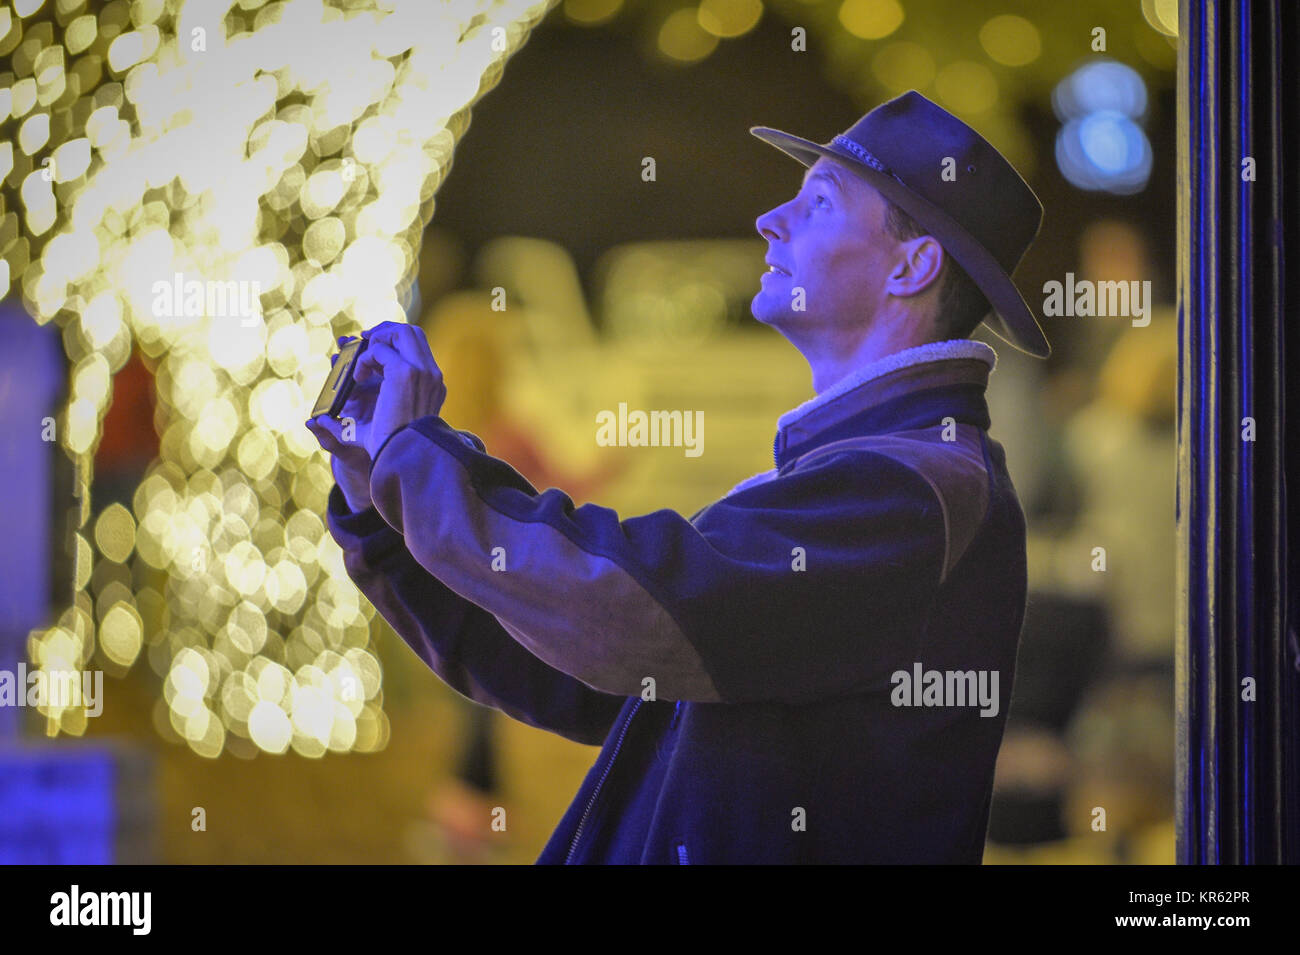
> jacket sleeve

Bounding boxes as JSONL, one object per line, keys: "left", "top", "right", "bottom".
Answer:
{"left": 325, "top": 436, "right": 627, "bottom": 746}
{"left": 365, "top": 414, "right": 949, "bottom": 705}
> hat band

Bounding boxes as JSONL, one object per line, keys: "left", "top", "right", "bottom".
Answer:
{"left": 832, "top": 135, "right": 903, "bottom": 184}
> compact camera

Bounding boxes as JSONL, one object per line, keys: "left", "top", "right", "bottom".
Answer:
{"left": 311, "top": 337, "right": 367, "bottom": 419}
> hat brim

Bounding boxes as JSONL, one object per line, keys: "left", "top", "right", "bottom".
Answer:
{"left": 751, "top": 126, "right": 1051, "bottom": 360}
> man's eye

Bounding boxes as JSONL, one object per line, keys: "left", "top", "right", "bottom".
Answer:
{"left": 815, "top": 194, "right": 830, "bottom": 208}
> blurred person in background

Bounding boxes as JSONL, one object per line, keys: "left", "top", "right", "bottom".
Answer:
{"left": 988, "top": 215, "right": 1175, "bottom": 861}
{"left": 1060, "top": 317, "right": 1178, "bottom": 665}
{"left": 989, "top": 312, "right": 1177, "bottom": 862}
{"left": 1057, "top": 317, "right": 1178, "bottom": 861}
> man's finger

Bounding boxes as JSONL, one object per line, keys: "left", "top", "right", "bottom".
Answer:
{"left": 341, "top": 388, "right": 378, "bottom": 425}
{"left": 363, "top": 322, "right": 437, "bottom": 374}
{"left": 331, "top": 334, "right": 359, "bottom": 364}
{"left": 306, "top": 415, "right": 354, "bottom": 455}
{"left": 353, "top": 339, "right": 407, "bottom": 385}
{"left": 305, "top": 416, "right": 338, "bottom": 453}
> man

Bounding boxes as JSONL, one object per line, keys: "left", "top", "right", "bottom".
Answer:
{"left": 307, "top": 90, "right": 1051, "bottom": 863}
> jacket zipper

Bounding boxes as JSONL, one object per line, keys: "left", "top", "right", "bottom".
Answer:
{"left": 565, "top": 698, "right": 643, "bottom": 863}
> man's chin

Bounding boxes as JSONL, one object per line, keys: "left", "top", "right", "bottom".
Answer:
{"left": 750, "top": 293, "right": 787, "bottom": 328}
{"left": 750, "top": 296, "right": 800, "bottom": 332}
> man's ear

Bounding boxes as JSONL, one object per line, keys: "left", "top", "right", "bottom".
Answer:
{"left": 886, "top": 235, "right": 946, "bottom": 299}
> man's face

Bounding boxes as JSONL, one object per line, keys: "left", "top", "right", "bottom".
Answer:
{"left": 751, "top": 156, "right": 901, "bottom": 336}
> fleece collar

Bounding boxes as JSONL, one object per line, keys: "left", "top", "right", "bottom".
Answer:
{"left": 778, "top": 338, "right": 997, "bottom": 431}
{"left": 772, "top": 338, "right": 997, "bottom": 467}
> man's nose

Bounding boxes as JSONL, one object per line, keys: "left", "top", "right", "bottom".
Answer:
{"left": 755, "top": 202, "right": 788, "bottom": 242}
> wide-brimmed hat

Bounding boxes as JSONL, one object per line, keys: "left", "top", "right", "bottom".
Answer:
{"left": 751, "top": 90, "right": 1050, "bottom": 359}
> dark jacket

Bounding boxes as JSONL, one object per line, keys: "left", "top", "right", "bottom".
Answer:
{"left": 325, "top": 338, "right": 1028, "bottom": 863}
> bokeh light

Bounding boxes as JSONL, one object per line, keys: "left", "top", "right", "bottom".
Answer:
{"left": 1052, "top": 59, "right": 1148, "bottom": 122}
{"left": 1053, "top": 60, "right": 1152, "bottom": 194}
{"left": 658, "top": 8, "right": 718, "bottom": 63}
{"left": 934, "top": 60, "right": 999, "bottom": 115}
{"left": 1141, "top": 0, "right": 1179, "bottom": 37}
{"left": 978, "top": 15, "right": 1042, "bottom": 68}
{"left": 1056, "top": 111, "right": 1154, "bottom": 194}
{"left": 563, "top": 0, "right": 623, "bottom": 26}
{"left": 838, "top": 0, "right": 904, "bottom": 41}
{"left": 696, "top": 0, "right": 763, "bottom": 39}
{"left": 5, "top": 0, "right": 558, "bottom": 751}
{"left": 870, "top": 41, "right": 936, "bottom": 93}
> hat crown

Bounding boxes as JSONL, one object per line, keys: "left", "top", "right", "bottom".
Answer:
{"left": 836, "top": 91, "right": 1042, "bottom": 277}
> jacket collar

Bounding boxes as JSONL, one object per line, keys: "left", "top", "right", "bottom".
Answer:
{"left": 774, "top": 338, "right": 997, "bottom": 468}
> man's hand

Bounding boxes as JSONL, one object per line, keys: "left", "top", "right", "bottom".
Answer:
{"left": 353, "top": 321, "right": 448, "bottom": 461}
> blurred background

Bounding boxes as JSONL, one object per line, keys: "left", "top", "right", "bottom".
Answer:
{"left": 0, "top": 0, "right": 1177, "bottom": 863}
